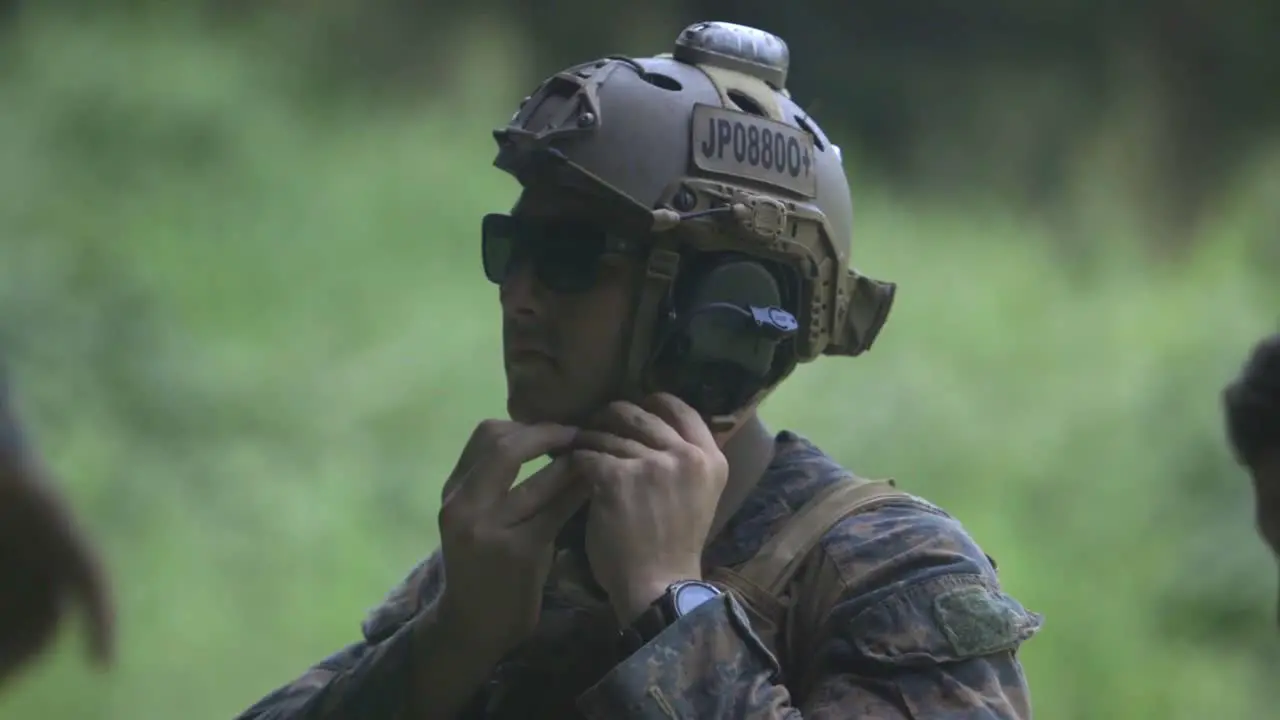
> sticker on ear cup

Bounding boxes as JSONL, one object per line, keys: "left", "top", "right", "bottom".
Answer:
{"left": 691, "top": 104, "right": 817, "bottom": 197}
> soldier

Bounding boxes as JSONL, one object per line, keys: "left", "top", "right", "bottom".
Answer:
{"left": 1223, "top": 333, "right": 1280, "bottom": 564}
{"left": 236, "top": 22, "right": 1042, "bottom": 719}
{"left": 0, "top": 363, "right": 114, "bottom": 690}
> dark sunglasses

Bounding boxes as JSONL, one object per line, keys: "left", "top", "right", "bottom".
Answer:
{"left": 481, "top": 213, "right": 643, "bottom": 294}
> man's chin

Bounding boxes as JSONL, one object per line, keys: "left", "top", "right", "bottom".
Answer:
{"left": 505, "top": 390, "right": 570, "bottom": 425}
{"left": 504, "top": 397, "right": 534, "bottom": 424}
{"left": 505, "top": 374, "right": 609, "bottom": 426}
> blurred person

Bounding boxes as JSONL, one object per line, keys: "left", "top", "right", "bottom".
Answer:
{"left": 1223, "top": 333, "right": 1280, "bottom": 567}
{"left": 0, "top": 362, "right": 114, "bottom": 691}
{"left": 236, "top": 22, "right": 1041, "bottom": 720}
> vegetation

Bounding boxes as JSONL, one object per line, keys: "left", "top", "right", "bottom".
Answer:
{"left": 0, "top": 9, "right": 1276, "bottom": 720}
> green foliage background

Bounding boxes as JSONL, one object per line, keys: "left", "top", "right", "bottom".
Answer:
{"left": 0, "top": 9, "right": 1278, "bottom": 720}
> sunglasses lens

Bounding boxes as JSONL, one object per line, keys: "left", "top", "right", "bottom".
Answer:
{"left": 537, "top": 247, "right": 601, "bottom": 294}
{"left": 481, "top": 214, "right": 515, "bottom": 285}
{"left": 480, "top": 214, "right": 612, "bottom": 294}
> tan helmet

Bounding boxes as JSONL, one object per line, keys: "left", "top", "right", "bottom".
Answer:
{"left": 491, "top": 21, "right": 896, "bottom": 431}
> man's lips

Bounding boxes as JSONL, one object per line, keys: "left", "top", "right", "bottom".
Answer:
{"left": 504, "top": 344, "right": 556, "bottom": 366}
{"left": 503, "top": 322, "right": 556, "bottom": 366}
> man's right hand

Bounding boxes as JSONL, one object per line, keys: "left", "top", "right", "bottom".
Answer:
{"left": 435, "top": 420, "right": 586, "bottom": 657}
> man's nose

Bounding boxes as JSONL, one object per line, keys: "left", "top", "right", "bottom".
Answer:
{"left": 499, "top": 261, "right": 545, "bottom": 318}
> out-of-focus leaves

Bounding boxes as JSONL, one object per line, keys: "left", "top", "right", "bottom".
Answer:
{"left": 0, "top": 7, "right": 1276, "bottom": 720}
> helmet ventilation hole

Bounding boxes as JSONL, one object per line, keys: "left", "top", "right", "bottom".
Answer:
{"left": 642, "top": 73, "right": 683, "bottom": 91}
{"left": 727, "top": 90, "right": 766, "bottom": 117}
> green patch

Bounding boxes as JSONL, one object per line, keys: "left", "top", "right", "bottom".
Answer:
{"left": 932, "top": 585, "right": 1027, "bottom": 657}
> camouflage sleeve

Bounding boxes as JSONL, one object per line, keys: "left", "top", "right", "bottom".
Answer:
{"left": 575, "top": 500, "right": 1042, "bottom": 719}
{"left": 233, "top": 628, "right": 420, "bottom": 720}
{"left": 234, "top": 553, "right": 453, "bottom": 720}
{"left": 574, "top": 589, "right": 796, "bottom": 718}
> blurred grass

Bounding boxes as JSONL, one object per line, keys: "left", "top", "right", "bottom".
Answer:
{"left": 1, "top": 9, "right": 1278, "bottom": 720}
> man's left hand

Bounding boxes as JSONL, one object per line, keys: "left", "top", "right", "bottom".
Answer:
{"left": 571, "top": 393, "right": 729, "bottom": 625}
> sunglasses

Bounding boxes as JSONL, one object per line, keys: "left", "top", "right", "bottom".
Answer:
{"left": 481, "top": 213, "right": 644, "bottom": 294}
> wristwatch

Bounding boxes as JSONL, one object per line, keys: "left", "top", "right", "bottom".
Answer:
{"left": 617, "top": 580, "right": 722, "bottom": 657}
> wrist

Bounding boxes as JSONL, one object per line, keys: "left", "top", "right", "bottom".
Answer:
{"left": 613, "top": 573, "right": 701, "bottom": 625}
{"left": 406, "top": 605, "right": 506, "bottom": 720}
{"left": 434, "top": 595, "right": 521, "bottom": 661}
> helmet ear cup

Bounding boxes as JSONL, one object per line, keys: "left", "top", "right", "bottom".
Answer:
{"left": 646, "top": 256, "right": 792, "bottom": 417}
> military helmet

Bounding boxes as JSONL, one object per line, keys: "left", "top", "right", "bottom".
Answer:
{"left": 489, "top": 21, "right": 896, "bottom": 430}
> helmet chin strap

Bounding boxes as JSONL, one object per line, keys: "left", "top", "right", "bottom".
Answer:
{"left": 706, "top": 390, "right": 770, "bottom": 446}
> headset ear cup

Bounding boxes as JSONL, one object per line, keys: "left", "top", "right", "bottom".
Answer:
{"left": 645, "top": 255, "right": 791, "bottom": 416}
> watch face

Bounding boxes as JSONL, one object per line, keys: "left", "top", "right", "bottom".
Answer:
{"left": 672, "top": 582, "right": 722, "bottom": 616}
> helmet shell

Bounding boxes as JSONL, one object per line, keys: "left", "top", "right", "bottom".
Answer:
{"left": 492, "top": 21, "right": 894, "bottom": 376}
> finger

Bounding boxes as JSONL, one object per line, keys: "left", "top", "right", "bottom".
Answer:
{"left": 443, "top": 420, "right": 540, "bottom": 502}
{"left": 642, "top": 393, "right": 717, "bottom": 451}
{"left": 516, "top": 474, "right": 592, "bottom": 544}
{"left": 570, "top": 430, "right": 649, "bottom": 459}
{"left": 458, "top": 423, "right": 580, "bottom": 504}
{"left": 443, "top": 420, "right": 521, "bottom": 499}
{"left": 587, "top": 401, "right": 683, "bottom": 450}
{"left": 566, "top": 449, "right": 631, "bottom": 502}
{"left": 502, "top": 455, "right": 577, "bottom": 525}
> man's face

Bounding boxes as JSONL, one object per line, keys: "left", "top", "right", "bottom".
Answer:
{"left": 494, "top": 192, "right": 643, "bottom": 425}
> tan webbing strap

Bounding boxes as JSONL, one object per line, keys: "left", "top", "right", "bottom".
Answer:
{"left": 622, "top": 241, "right": 680, "bottom": 399}
{"left": 736, "top": 478, "right": 907, "bottom": 595}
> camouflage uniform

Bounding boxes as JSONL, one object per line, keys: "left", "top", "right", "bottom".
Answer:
{"left": 236, "top": 432, "right": 1042, "bottom": 719}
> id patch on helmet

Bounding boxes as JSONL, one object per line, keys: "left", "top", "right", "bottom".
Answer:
{"left": 691, "top": 104, "right": 817, "bottom": 197}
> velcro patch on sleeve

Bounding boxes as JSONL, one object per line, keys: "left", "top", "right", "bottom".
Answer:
{"left": 932, "top": 585, "right": 1037, "bottom": 658}
{"left": 847, "top": 575, "right": 1043, "bottom": 666}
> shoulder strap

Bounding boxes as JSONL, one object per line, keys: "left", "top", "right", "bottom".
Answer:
{"left": 735, "top": 476, "right": 907, "bottom": 596}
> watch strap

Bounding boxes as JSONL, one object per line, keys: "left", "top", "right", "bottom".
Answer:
{"left": 615, "top": 581, "right": 721, "bottom": 658}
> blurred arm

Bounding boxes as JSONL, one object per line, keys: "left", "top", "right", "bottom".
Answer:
{"left": 575, "top": 502, "right": 1043, "bottom": 719}
{"left": 0, "top": 363, "right": 114, "bottom": 689}
{"left": 1223, "top": 333, "right": 1280, "bottom": 558}
{"left": 234, "top": 553, "right": 498, "bottom": 720}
